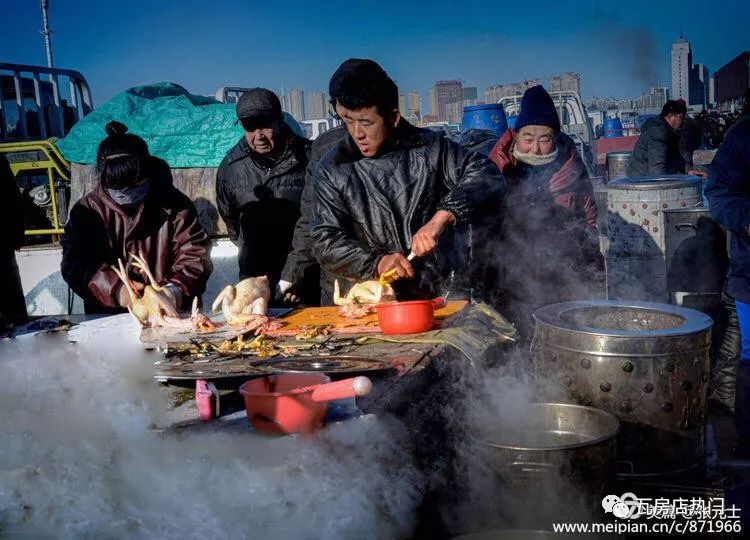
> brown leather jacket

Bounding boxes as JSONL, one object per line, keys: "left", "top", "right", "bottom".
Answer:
{"left": 61, "top": 167, "right": 212, "bottom": 314}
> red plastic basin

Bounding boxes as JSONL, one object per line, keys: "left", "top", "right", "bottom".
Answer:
{"left": 375, "top": 298, "right": 446, "bottom": 335}
{"left": 239, "top": 373, "right": 330, "bottom": 435}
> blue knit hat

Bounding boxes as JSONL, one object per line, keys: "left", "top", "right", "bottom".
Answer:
{"left": 515, "top": 85, "right": 561, "bottom": 132}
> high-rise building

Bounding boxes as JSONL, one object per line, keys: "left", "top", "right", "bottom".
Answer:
{"left": 634, "top": 87, "right": 669, "bottom": 110}
{"left": 462, "top": 87, "right": 478, "bottom": 101}
{"left": 433, "top": 80, "right": 463, "bottom": 122}
{"left": 407, "top": 91, "right": 421, "bottom": 123}
{"left": 284, "top": 88, "right": 305, "bottom": 122}
{"left": 671, "top": 35, "right": 692, "bottom": 102}
{"left": 307, "top": 91, "right": 327, "bottom": 120}
{"left": 398, "top": 94, "right": 407, "bottom": 117}
{"left": 548, "top": 72, "right": 581, "bottom": 95}
{"left": 689, "top": 63, "right": 709, "bottom": 108}
{"left": 444, "top": 101, "right": 464, "bottom": 124}
{"left": 485, "top": 79, "right": 540, "bottom": 103}
{"left": 429, "top": 88, "right": 438, "bottom": 117}
{"left": 714, "top": 51, "right": 750, "bottom": 111}
{"left": 708, "top": 75, "right": 715, "bottom": 107}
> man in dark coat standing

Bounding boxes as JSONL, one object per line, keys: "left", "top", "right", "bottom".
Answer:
{"left": 705, "top": 113, "right": 750, "bottom": 458}
{"left": 0, "top": 154, "right": 28, "bottom": 327}
{"left": 309, "top": 59, "right": 506, "bottom": 302}
{"left": 628, "top": 100, "right": 687, "bottom": 177}
{"left": 216, "top": 88, "right": 312, "bottom": 300}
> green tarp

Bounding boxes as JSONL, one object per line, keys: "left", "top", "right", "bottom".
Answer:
{"left": 56, "top": 82, "right": 304, "bottom": 168}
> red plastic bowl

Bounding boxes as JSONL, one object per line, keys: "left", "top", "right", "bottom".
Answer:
{"left": 239, "top": 373, "right": 330, "bottom": 435}
{"left": 375, "top": 298, "right": 446, "bottom": 335}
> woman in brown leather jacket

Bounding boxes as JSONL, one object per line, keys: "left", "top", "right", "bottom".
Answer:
{"left": 61, "top": 121, "right": 212, "bottom": 315}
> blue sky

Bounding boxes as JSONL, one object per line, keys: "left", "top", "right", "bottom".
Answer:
{"left": 2, "top": 0, "right": 749, "bottom": 108}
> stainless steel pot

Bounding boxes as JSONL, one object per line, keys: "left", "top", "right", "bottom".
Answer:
{"left": 605, "top": 176, "right": 702, "bottom": 302}
{"left": 606, "top": 151, "right": 632, "bottom": 181}
{"left": 532, "top": 300, "right": 713, "bottom": 475}
{"left": 475, "top": 402, "right": 619, "bottom": 497}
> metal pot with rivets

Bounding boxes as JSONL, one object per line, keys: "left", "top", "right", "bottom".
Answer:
{"left": 531, "top": 300, "right": 712, "bottom": 476}
{"left": 605, "top": 175, "right": 702, "bottom": 302}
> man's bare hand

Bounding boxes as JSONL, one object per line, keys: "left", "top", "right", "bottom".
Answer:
{"left": 411, "top": 210, "right": 456, "bottom": 256}
{"left": 377, "top": 253, "right": 415, "bottom": 279}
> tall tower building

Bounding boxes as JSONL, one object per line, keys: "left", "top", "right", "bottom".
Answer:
{"left": 549, "top": 72, "right": 581, "bottom": 95}
{"left": 429, "top": 87, "right": 438, "bottom": 117}
{"left": 671, "top": 34, "right": 692, "bottom": 102}
{"left": 307, "top": 91, "right": 327, "bottom": 120}
{"left": 286, "top": 88, "right": 305, "bottom": 122}
{"left": 462, "top": 87, "right": 478, "bottom": 101}
{"left": 407, "top": 91, "right": 421, "bottom": 122}
{"left": 434, "top": 80, "right": 463, "bottom": 122}
{"left": 398, "top": 94, "right": 407, "bottom": 117}
{"left": 690, "top": 63, "right": 709, "bottom": 108}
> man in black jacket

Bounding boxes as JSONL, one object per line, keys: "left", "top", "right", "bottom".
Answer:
{"left": 216, "top": 88, "right": 311, "bottom": 297}
{"left": 278, "top": 124, "right": 345, "bottom": 304}
{"left": 309, "top": 59, "right": 506, "bottom": 301}
{"left": 627, "top": 100, "right": 687, "bottom": 177}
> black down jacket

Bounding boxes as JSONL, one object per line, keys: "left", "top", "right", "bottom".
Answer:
{"left": 627, "top": 115, "right": 685, "bottom": 177}
{"left": 280, "top": 125, "right": 347, "bottom": 304}
{"left": 216, "top": 126, "right": 310, "bottom": 283}
{"left": 310, "top": 120, "right": 506, "bottom": 300}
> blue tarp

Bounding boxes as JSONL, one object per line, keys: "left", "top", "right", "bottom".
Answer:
{"left": 57, "top": 82, "right": 303, "bottom": 168}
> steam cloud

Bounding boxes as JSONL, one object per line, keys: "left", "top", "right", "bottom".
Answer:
{"left": 0, "top": 316, "right": 423, "bottom": 539}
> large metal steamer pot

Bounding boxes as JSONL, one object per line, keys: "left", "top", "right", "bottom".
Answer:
{"left": 532, "top": 300, "right": 713, "bottom": 476}
{"left": 605, "top": 176, "right": 702, "bottom": 302}
{"left": 605, "top": 151, "right": 632, "bottom": 181}
{"left": 475, "top": 403, "right": 619, "bottom": 499}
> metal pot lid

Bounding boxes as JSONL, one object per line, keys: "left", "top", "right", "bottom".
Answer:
{"left": 249, "top": 355, "right": 392, "bottom": 375}
{"left": 607, "top": 175, "right": 701, "bottom": 190}
{"left": 606, "top": 151, "right": 633, "bottom": 158}
{"left": 533, "top": 300, "right": 713, "bottom": 338}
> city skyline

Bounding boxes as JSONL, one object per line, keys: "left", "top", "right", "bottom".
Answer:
{"left": 3, "top": 0, "right": 749, "bottom": 109}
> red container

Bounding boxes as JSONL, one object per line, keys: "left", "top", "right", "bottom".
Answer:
{"left": 239, "top": 373, "right": 330, "bottom": 435}
{"left": 375, "top": 298, "right": 446, "bottom": 335}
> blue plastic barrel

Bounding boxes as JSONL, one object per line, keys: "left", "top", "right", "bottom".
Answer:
{"left": 461, "top": 104, "right": 508, "bottom": 135}
{"left": 507, "top": 115, "right": 518, "bottom": 130}
{"left": 602, "top": 117, "right": 624, "bottom": 138}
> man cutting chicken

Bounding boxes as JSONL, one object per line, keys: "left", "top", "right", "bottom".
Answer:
{"left": 310, "top": 59, "right": 506, "bottom": 300}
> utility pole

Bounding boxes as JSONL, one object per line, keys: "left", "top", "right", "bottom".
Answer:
{"left": 40, "top": 0, "right": 54, "bottom": 68}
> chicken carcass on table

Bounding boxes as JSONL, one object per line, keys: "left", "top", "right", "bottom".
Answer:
{"left": 211, "top": 276, "right": 283, "bottom": 334}
{"left": 334, "top": 279, "right": 395, "bottom": 319}
{"left": 111, "top": 251, "right": 219, "bottom": 332}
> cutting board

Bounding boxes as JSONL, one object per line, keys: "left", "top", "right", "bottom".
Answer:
{"left": 265, "top": 300, "right": 468, "bottom": 336}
